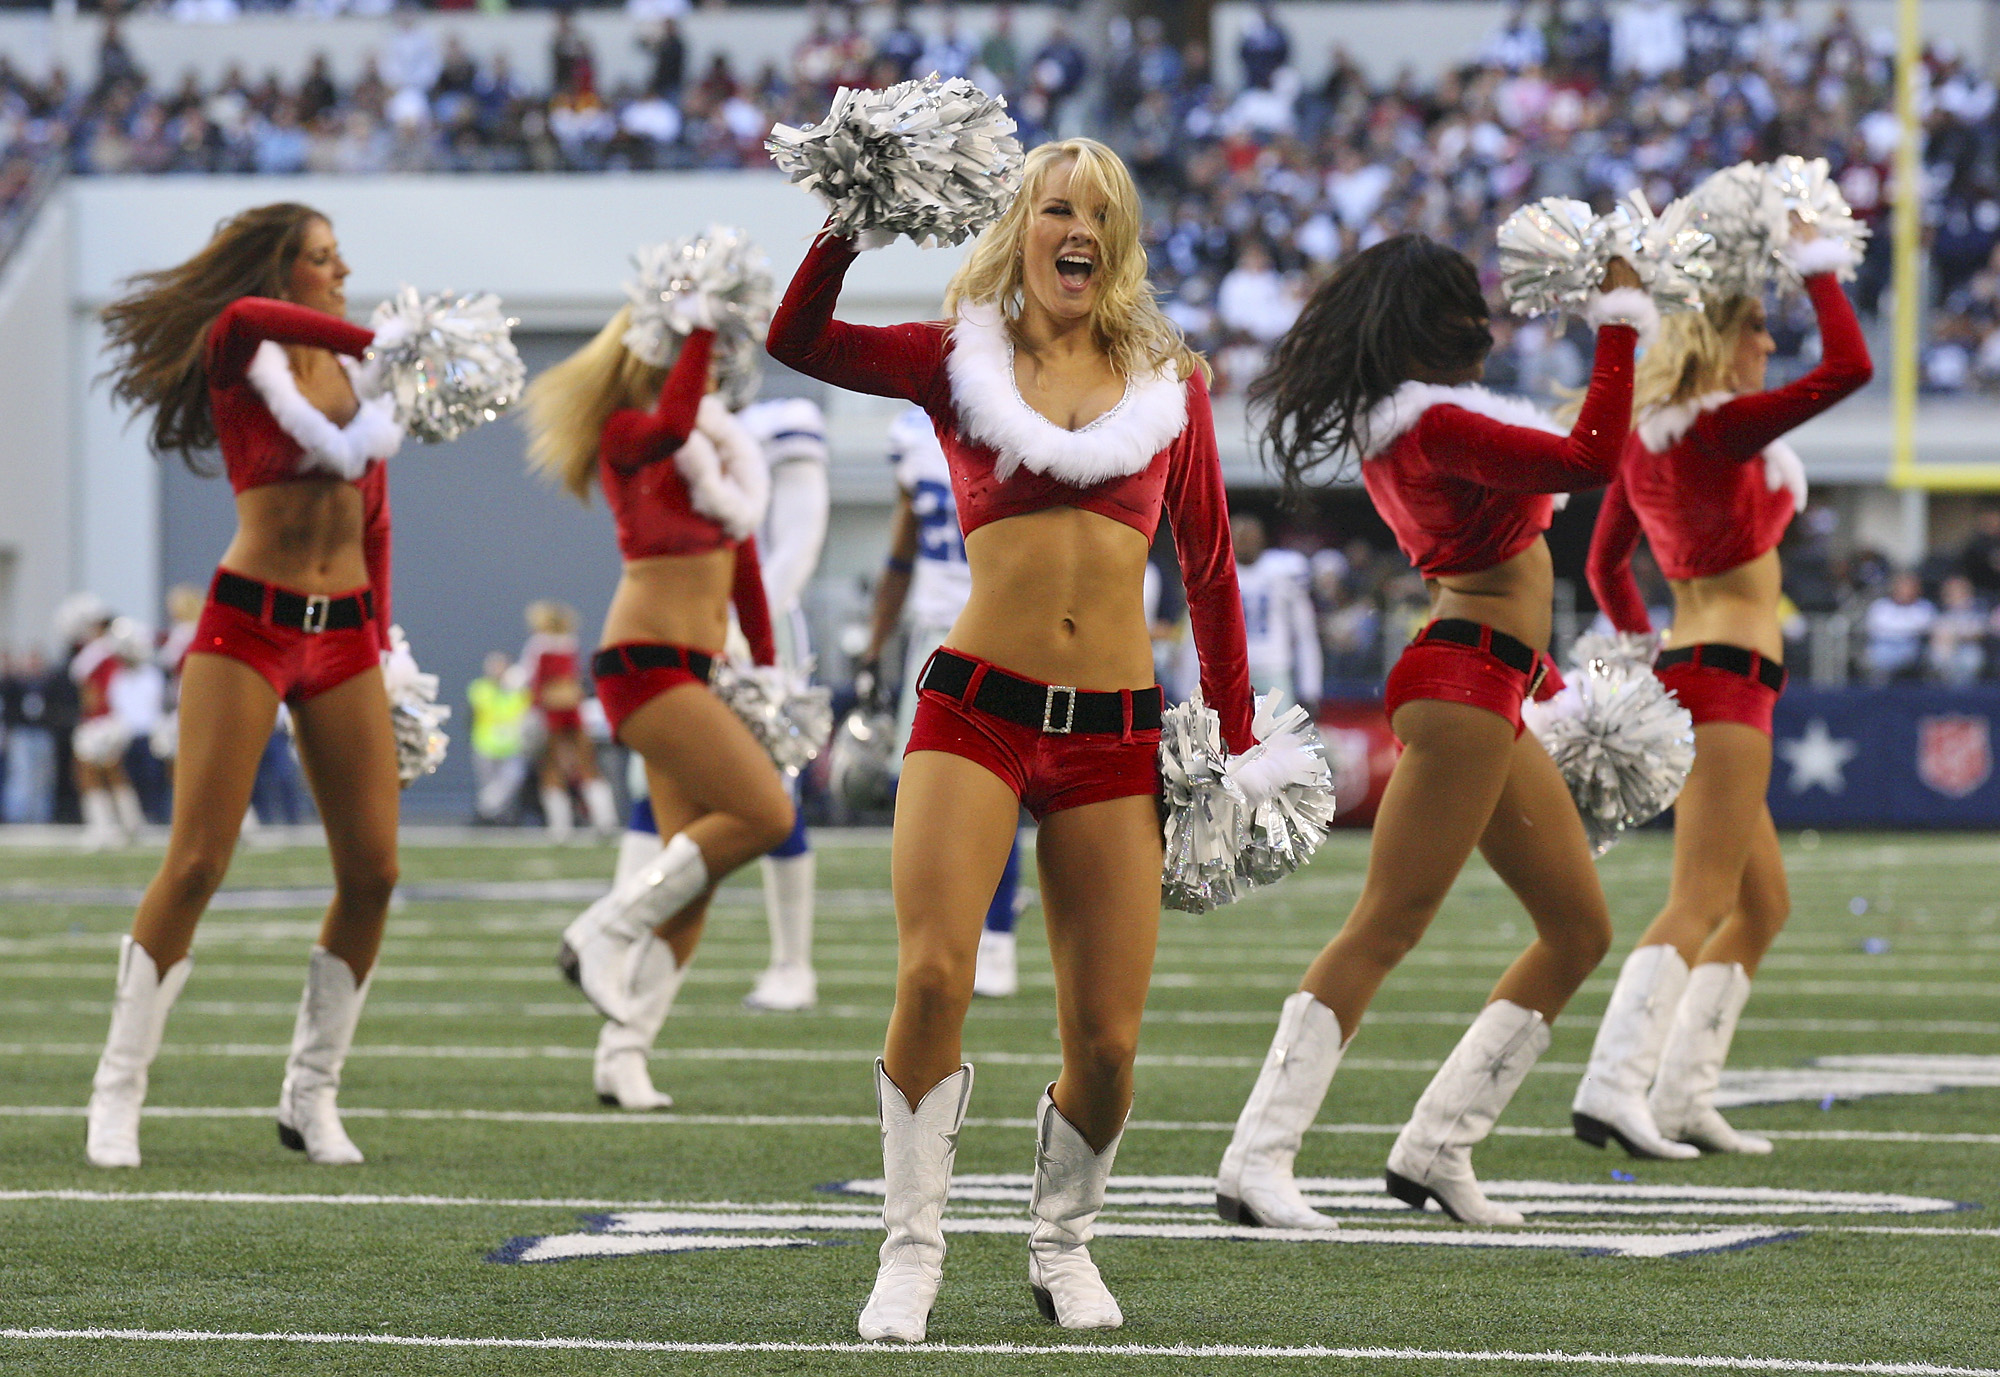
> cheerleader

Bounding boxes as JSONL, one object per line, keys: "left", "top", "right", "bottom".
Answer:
{"left": 769, "top": 138, "right": 1256, "bottom": 1339}
{"left": 70, "top": 617, "right": 150, "bottom": 848}
{"left": 88, "top": 203, "right": 406, "bottom": 1168}
{"left": 520, "top": 600, "right": 618, "bottom": 839}
{"left": 523, "top": 314, "right": 794, "bottom": 1111}
{"left": 1214, "top": 237, "right": 1651, "bottom": 1228}
{"left": 1573, "top": 224, "right": 1871, "bottom": 1158}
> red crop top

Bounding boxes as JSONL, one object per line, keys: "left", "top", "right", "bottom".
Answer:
{"left": 1587, "top": 273, "right": 1873, "bottom": 634}
{"left": 204, "top": 296, "right": 398, "bottom": 640}
{"left": 1360, "top": 318, "right": 1640, "bottom": 579}
{"left": 767, "top": 231, "right": 1255, "bottom": 752}
{"left": 595, "top": 327, "right": 776, "bottom": 666}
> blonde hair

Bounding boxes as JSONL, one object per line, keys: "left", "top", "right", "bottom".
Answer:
{"left": 526, "top": 600, "right": 577, "bottom": 636}
{"left": 521, "top": 306, "right": 668, "bottom": 501}
{"left": 945, "top": 138, "right": 1209, "bottom": 386}
{"left": 1631, "top": 294, "right": 1764, "bottom": 415}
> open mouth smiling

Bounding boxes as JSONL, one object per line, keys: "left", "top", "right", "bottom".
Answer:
{"left": 1055, "top": 253, "right": 1096, "bottom": 289}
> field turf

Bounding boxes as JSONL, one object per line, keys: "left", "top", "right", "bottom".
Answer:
{"left": 1, "top": 827, "right": 1996, "bottom": 1375}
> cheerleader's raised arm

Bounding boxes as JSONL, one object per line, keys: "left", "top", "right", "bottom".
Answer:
{"left": 603, "top": 328, "right": 716, "bottom": 467}
{"left": 766, "top": 229, "right": 953, "bottom": 407}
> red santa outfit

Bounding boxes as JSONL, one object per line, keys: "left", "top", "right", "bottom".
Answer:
{"left": 588, "top": 327, "right": 778, "bottom": 739}
{"left": 187, "top": 297, "right": 403, "bottom": 703}
{"left": 1364, "top": 291, "right": 1651, "bottom": 736}
{"left": 766, "top": 231, "right": 1254, "bottom": 817}
{"left": 521, "top": 631, "right": 586, "bottom": 734}
{"left": 1586, "top": 254, "right": 1872, "bottom": 734}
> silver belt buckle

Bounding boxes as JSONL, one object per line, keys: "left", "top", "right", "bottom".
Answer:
{"left": 1042, "top": 684, "right": 1077, "bottom": 734}
{"left": 300, "top": 594, "right": 331, "bottom": 634}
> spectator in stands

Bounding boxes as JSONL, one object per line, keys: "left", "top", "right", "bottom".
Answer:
{"left": 2, "top": 650, "right": 57, "bottom": 824}
{"left": 551, "top": 9, "right": 595, "bottom": 97}
{"left": 1957, "top": 506, "right": 2000, "bottom": 595}
{"left": 920, "top": 5, "right": 978, "bottom": 82}
{"left": 1215, "top": 239, "right": 1301, "bottom": 343}
{"left": 383, "top": 8, "right": 443, "bottom": 97}
{"left": 1481, "top": 1, "right": 1547, "bottom": 73}
{"left": 1612, "top": 0, "right": 1688, "bottom": 81}
{"left": 875, "top": 2, "right": 926, "bottom": 84}
{"left": 1928, "top": 574, "right": 1988, "bottom": 686}
{"left": 642, "top": 16, "right": 687, "bottom": 98}
{"left": 1238, "top": 1, "right": 1292, "bottom": 90}
{"left": 1028, "top": 18, "right": 1089, "bottom": 122}
{"left": 978, "top": 3, "right": 1020, "bottom": 92}
{"left": 1863, "top": 571, "right": 1938, "bottom": 683}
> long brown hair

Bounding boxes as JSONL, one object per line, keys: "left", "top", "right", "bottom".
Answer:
{"left": 100, "top": 202, "right": 328, "bottom": 470}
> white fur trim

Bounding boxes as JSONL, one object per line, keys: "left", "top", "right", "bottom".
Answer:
{"left": 245, "top": 341, "right": 403, "bottom": 481}
{"left": 946, "top": 301, "right": 1188, "bottom": 484}
{"left": 1582, "top": 287, "right": 1661, "bottom": 349}
{"left": 1635, "top": 391, "right": 1734, "bottom": 451}
{"left": 1228, "top": 691, "right": 1331, "bottom": 809}
{"left": 1783, "top": 238, "right": 1859, "bottom": 277}
{"left": 674, "top": 394, "right": 770, "bottom": 539}
{"left": 1762, "top": 438, "right": 1807, "bottom": 509}
{"left": 1360, "top": 380, "right": 1564, "bottom": 459}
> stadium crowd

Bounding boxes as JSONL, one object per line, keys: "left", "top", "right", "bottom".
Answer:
{"left": 0, "top": 0, "right": 1996, "bottom": 387}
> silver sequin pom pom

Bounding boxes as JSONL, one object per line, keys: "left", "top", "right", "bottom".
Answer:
{"left": 1568, "top": 629, "right": 1663, "bottom": 676}
{"left": 1601, "top": 191, "right": 1717, "bottom": 313}
{"left": 1500, "top": 193, "right": 1713, "bottom": 318}
{"left": 623, "top": 227, "right": 775, "bottom": 410}
{"left": 711, "top": 660, "right": 834, "bottom": 779}
{"left": 365, "top": 286, "right": 525, "bottom": 444}
{"left": 767, "top": 74, "right": 1024, "bottom": 250}
{"left": 1524, "top": 659, "right": 1694, "bottom": 855}
{"left": 381, "top": 624, "right": 450, "bottom": 787}
{"left": 1766, "top": 155, "right": 1870, "bottom": 290}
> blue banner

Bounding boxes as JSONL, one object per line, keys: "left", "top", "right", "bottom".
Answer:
{"left": 1770, "top": 686, "right": 2000, "bottom": 827}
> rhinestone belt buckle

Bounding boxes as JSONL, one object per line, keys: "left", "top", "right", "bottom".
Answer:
{"left": 1042, "top": 684, "right": 1077, "bottom": 734}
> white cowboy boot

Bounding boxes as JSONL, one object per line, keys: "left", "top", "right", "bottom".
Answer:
{"left": 858, "top": 1060, "right": 972, "bottom": 1344}
{"left": 540, "top": 786, "right": 573, "bottom": 840}
{"left": 1215, "top": 991, "right": 1345, "bottom": 1230}
{"left": 614, "top": 828, "right": 664, "bottom": 885}
{"left": 744, "top": 852, "right": 816, "bottom": 1011}
{"left": 276, "top": 947, "right": 372, "bottom": 1165}
{"left": 1386, "top": 1000, "right": 1549, "bottom": 1225}
{"left": 86, "top": 937, "right": 192, "bottom": 1168}
{"left": 581, "top": 778, "right": 619, "bottom": 835}
{"left": 81, "top": 789, "right": 122, "bottom": 850}
{"left": 594, "top": 934, "right": 686, "bottom": 1110}
{"left": 1027, "top": 1088, "right": 1124, "bottom": 1330}
{"left": 111, "top": 784, "right": 146, "bottom": 838}
{"left": 559, "top": 832, "right": 708, "bottom": 1022}
{"left": 1650, "top": 962, "right": 1773, "bottom": 1155}
{"left": 972, "top": 930, "right": 1018, "bottom": 998}
{"left": 1572, "top": 945, "right": 1702, "bottom": 1160}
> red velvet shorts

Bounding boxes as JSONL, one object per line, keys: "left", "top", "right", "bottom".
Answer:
{"left": 905, "top": 652, "right": 1161, "bottom": 820}
{"left": 1655, "top": 657, "right": 1783, "bottom": 736}
{"left": 1383, "top": 636, "right": 1562, "bottom": 740}
{"left": 189, "top": 579, "right": 380, "bottom": 706}
{"left": 595, "top": 644, "right": 711, "bottom": 740}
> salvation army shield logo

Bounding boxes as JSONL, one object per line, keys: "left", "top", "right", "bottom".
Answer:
{"left": 1917, "top": 714, "right": 1992, "bottom": 799}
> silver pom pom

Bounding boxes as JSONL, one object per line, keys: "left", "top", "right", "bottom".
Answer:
{"left": 1687, "top": 161, "right": 1789, "bottom": 298}
{"left": 1767, "top": 155, "right": 1869, "bottom": 290}
{"left": 1601, "top": 191, "right": 1716, "bottom": 313}
{"left": 623, "top": 226, "right": 775, "bottom": 409}
{"left": 1568, "top": 629, "right": 1663, "bottom": 676}
{"left": 767, "top": 74, "right": 1024, "bottom": 250}
{"left": 1524, "top": 660, "right": 1694, "bottom": 855}
{"left": 1160, "top": 692, "right": 1338, "bottom": 914}
{"left": 710, "top": 660, "right": 833, "bottom": 778}
{"left": 1498, "top": 197, "right": 1608, "bottom": 318}
{"left": 381, "top": 624, "right": 450, "bottom": 787}
{"left": 365, "top": 286, "right": 526, "bottom": 444}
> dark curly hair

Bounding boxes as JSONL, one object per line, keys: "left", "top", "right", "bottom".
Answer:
{"left": 1248, "top": 234, "right": 1494, "bottom": 494}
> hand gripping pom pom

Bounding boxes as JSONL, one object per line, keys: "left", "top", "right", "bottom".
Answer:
{"left": 1500, "top": 193, "right": 1713, "bottom": 318}
{"left": 624, "top": 227, "right": 775, "bottom": 408}
{"left": 1159, "top": 691, "right": 1338, "bottom": 913}
{"left": 1524, "top": 658, "right": 1694, "bottom": 856}
{"left": 1600, "top": 191, "right": 1717, "bottom": 313}
{"left": 710, "top": 660, "right": 834, "bottom": 779}
{"left": 1766, "top": 155, "right": 1869, "bottom": 290}
{"left": 365, "top": 287, "right": 526, "bottom": 443}
{"left": 766, "top": 74, "right": 1024, "bottom": 250}
{"left": 380, "top": 624, "right": 451, "bottom": 787}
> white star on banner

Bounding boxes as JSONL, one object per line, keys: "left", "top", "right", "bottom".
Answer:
{"left": 1778, "top": 717, "right": 1858, "bottom": 794}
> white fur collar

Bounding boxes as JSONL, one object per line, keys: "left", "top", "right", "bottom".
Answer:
{"left": 246, "top": 341, "right": 403, "bottom": 481}
{"left": 1360, "top": 380, "right": 1564, "bottom": 458}
{"left": 675, "top": 395, "right": 770, "bottom": 539}
{"left": 945, "top": 302, "right": 1188, "bottom": 484}
{"left": 1635, "top": 391, "right": 1734, "bottom": 451}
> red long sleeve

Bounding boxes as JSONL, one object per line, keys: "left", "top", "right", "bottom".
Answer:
{"left": 1586, "top": 471, "right": 1652, "bottom": 634}
{"left": 1414, "top": 324, "right": 1638, "bottom": 493}
{"left": 731, "top": 536, "right": 778, "bottom": 667}
{"left": 358, "top": 461, "right": 392, "bottom": 640}
{"left": 601, "top": 329, "right": 715, "bottom": 471}
{"left": 1693, "top": 275, "right": 1874, "bottom": 460}
{"left": 1164, "top": 374, "right": 1256, "bottom": 754}
{"left": 207, "top": 296, "right": 377, "bottom": 384}
{"left": 765, "top": 230, "right": 952, "bottom": 407}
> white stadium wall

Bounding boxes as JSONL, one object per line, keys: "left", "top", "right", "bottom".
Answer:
{"left": 0, "top": 196, "right": 74, "bottom": 657}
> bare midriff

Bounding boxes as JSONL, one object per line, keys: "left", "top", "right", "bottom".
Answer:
{"left": 1424, "top": 538, "right": 1556, "bottom": 650}
{"left": 1665, "top": 547, "right": 1784, "bottom": 661}
{"left": 951, "top": 506, "right": 1156, "bottom": 690}
{"left": 602, "top": 547, "right": 737, "bottom": 652}
{"left": 222, "top": 480, "right": 369, "bottom": 593}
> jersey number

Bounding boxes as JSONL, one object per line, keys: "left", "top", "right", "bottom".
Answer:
{"left": 912, "top": 480, "right": 968, "bottom": 565}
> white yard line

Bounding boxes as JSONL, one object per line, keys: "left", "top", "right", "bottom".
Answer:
{"left": 0, "top": 1328, "right": 1993, "bottom": 1373}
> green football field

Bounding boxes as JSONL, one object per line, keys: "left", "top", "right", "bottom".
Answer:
{"left": 2, "top": 827, "right": 1997, "bottom": 1376}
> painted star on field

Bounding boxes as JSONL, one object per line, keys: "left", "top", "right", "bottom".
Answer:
{"left": 1778, "top": 718, "right": 1857, "bottom": 794}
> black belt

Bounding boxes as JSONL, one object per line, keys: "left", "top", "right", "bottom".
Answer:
{"left": 919, "top": 650, "right": 1162, "bottom": 736}
{"left": 213, "top": 571, "right": 373, "bottom": 634}
{"left": 591, "top": 644, "right": 715, "bottom": 682}
{"left": 1415, "top": 619, "right": 1541, "bottom": 676}
{"left": 1656, "top": 643, "right": 1787, "bottom": 693}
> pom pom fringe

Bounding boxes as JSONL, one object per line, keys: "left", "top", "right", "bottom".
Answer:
{"left": 1498, "top": 191, "right": 1715, "bottom": 320}
{"left": 624, "top": 226, "right": 775, "bottom": 410}
{"left": 382, "top": 624, "right": 451, "bottom": 787}
{"left": 1524, "top": 655, "right": 1693, "bottom": 856}
{"left": 1567, "top": 629, "right": 1662, "bottom": 676}
{"left": 711, "top": 660, "right": 833, "bottom": 778}
{"left": 767, "top": 75, "right": 1024, "bottom": 250}
{"left": 365, "top": 287, "right": 526, "bottom": 444}
{"left": 1690, "top": 157, "right": 1869, "bottom": 298}
{"left": 1160, "top": 691, "right": 1338, "bottom": 913}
